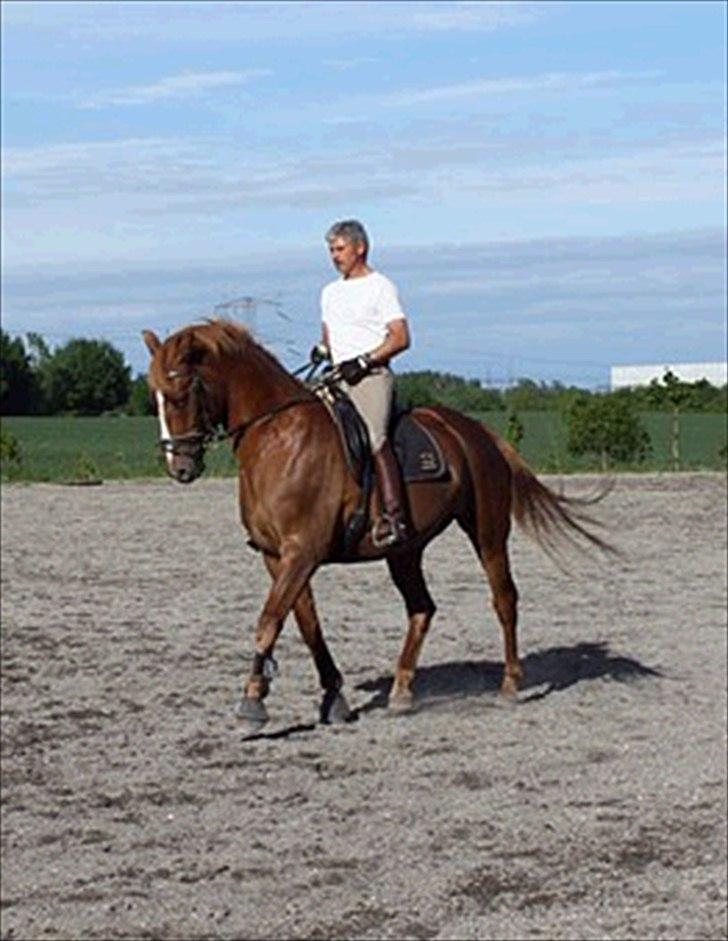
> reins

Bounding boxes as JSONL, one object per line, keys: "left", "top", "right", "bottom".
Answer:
{"left": 226, "top": 396, "right": 320, "bottom": 452}
{"left": 225, "top": 363, "right": 344, "bottom": 449}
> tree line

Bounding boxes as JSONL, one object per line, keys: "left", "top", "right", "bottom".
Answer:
{"left": 395, "top": 369, "right": 727, "bottom": 414}
{"left": 3, "top": 328, "right": 725, "bottom": 418}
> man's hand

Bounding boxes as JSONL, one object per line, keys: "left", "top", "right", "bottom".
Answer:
{"left": 309, "top": 343, "right": 330, "bottom": 366}
{"left": 339, "top": 354, "right": 373, "bottom": 385}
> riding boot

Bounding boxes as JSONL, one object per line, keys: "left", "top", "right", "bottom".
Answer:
{"left": 372, "top": 440, "right": 410, "bottom": 547}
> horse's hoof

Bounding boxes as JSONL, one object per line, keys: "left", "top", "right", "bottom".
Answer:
{"left": 235, "top": 697, "right": 269, "bottom": 730}
{"left": 320, "top": 690, "right": 353, "bottom": 725}
{"left": 499, "top": 683, "right": 520, "bottom": 704}
{"left": 388, "top": 690, "right": 415, "bottom": 714}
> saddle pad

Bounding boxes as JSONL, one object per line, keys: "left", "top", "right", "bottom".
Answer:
{"left": 320, "top": 387, "right": 448, "bottom": 484}
{"left": 393, "top": 411, "right": 448, "bottom": 483}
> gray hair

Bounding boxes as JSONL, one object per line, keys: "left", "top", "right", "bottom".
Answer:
{"left": 325, "top": 219, "right": 369, "bottom": 255}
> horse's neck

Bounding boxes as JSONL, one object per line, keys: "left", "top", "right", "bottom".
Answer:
{"left": 223, "top": 351, "right": 303, "bottom": 428}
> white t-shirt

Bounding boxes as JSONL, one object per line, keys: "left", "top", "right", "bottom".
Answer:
{"left": 321, "top": 270, "right": 407, "bottom": 363}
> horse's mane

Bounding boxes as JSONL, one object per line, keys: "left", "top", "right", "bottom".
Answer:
{"left": 152, "top": 318, "right": 305, "bottom": 394}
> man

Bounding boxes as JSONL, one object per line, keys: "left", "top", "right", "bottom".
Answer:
{"left": 314, "top": 219, "right": 411, "bottom": 547}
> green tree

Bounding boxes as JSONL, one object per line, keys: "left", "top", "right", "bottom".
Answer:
{"left": 26, "top": 331, "right": 52, "bottom": 369}
{"left": 647, "top": 369, "right": 694, "bottom": 471}
{"left": 395, "top": 372, "right": 440, "bottom": 408}
{"left": 43, "top": 338, "right": 132, "bottom": 415}
{"left": 566, "top": 394, "right": 651, "bottom": 470}
{"left": 25, "top": 332, "right": 54, "bottom": 412}
{"left": 0, "top": 331, "right": 41, "bottom": 414}
{"left": 613, "top": 375, "right": 727, "bottom": 414}
{"left": 0, "top": 427, "right": 23, "bottom": 471}
{"left": 395, "top": 370, "right": 503, "bottom": 412}
{"left": 503, "top": 378, "right": 544, "bottom": 411}
{"left": 504, "top": 378, "right": 584, "bottom": 413}
{"left": 127, "top": 373, "right": 155, "bottom": 415}
{"left": 505, "top": 409, "right": 524, "bottom": 448}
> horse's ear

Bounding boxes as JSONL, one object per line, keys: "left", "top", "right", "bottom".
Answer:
{"left": 142, "top": 330, "right": 161, "bottom": 357}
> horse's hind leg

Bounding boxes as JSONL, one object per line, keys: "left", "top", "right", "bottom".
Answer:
{"left": 386, "top": 549, "right": 437, "bottom": 711}
{"left": 484, "top": 546, "right": 521, "bottom": 698}
{"left": 291, "top": 582, "right": 352, "bottom": 724}
{"left": 459, "top": 514, "right": 522, "bottom": 699}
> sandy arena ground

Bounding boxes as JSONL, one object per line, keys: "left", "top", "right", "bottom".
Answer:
{"left": 1, "top": 472, "right": 726, "bottom": 941}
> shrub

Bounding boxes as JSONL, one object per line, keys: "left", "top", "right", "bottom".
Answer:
{"left": 0, "top": 427, "right": 23, "bottom": 474}
{"left": 566, "top": 394, "right": 651, "bottom": 470}
{"left": 505, "top": 409, "right": 524, "bottom": 448}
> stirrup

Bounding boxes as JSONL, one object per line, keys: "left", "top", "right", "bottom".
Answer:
{"left": 371, "top": 513, "right": 408, "bottom": 548}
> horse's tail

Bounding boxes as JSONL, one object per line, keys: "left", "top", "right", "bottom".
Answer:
{"left": 493, "top": 435, "right": 616, "bottom": 558}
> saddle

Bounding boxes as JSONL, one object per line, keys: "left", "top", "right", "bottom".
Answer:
{"left": 315, "top": 384, "right": 449, "bottom": 553}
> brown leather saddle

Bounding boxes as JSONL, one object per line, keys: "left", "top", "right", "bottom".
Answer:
{"left": 316, "top": 385, "right": 449, "bottom": 553}
{"left": 322, "top": 387, "right": 448, "bottom": 486}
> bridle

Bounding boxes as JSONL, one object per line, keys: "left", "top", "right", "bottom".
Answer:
{"left": 157, "top": 371, "right": 219, "bottom": 460}
{"left": 157, "top": 368, "right": 319, "bottom": 461}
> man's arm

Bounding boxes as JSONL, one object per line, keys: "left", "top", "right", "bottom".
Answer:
{"left": 367, "top": 318, "right": 410, "bottom": 367}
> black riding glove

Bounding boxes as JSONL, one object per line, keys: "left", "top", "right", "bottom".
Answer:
{"left": 310, "top": 343, "right": 330, "bottom": 366}
{"left": 339, "top": 354, "right": 373, "bottom": 386}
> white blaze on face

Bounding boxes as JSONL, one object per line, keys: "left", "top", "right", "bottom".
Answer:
{"left": 155, "top": 391, "right": 174, "bottom": 470}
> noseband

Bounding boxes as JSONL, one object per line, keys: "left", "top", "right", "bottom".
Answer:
{"left": 158, "top": 372, "right": 218, "bottom": 460}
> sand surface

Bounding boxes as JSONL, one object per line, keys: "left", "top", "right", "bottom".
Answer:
{"left": 1, "top": 473, "right": 726, "bottom": 941}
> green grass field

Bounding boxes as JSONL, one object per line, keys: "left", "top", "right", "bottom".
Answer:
{"left": 2, "top": 410, "right": 726, "bottom": 482}
{"left": 474, "top": 410, "right": 727, "bottom": 473}
{"left": 0, "top": 416, "right": 237, "bottom": 482}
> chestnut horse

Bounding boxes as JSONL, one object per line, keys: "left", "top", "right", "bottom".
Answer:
{"left": 143, "top": 319, "right": 610, "bottom": 729}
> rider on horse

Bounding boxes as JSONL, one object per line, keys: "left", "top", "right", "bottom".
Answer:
{"left": 313, "top": 219, "right": 411, "bottom": 547}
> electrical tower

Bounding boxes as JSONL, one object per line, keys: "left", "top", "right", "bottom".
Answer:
{"left": 212, "top": 294, "right": 297, "bottom": 357}
{"left": 213, "top": 295, "right": 285, "bottom": 334}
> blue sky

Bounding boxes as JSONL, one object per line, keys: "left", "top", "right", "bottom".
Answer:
{"left": 2, "top": 0, "right": 726, "bottom": 385}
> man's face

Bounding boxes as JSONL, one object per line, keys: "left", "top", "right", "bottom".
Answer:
{"left": 328, "top": 236, "right": 366, "bottom": 277}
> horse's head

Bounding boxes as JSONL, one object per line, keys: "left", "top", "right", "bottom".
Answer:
{"left": 142, "top": 327, "right": 224, "bottom": 484}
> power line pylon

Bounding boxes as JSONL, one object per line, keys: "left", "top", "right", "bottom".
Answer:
{"left": 212, "top": 294, "right": 291, "bottom": 336}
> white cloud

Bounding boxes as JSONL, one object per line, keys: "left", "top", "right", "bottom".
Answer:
{"left": 78, "top": 69, "right": 271, "bottom": 109}
{"left": 2, "top": 137, "right": 216, "bottom": 194}
{"left": 3, "top": 129, "right": 724, "bottom": 231}
{"left": 383, "top": 69, "right": 662, "bottom": 107}
{"left": 323, "top": 57, "right": 379, "bottom": 71}
{"left": 457, "top": 138, "right": 726, "bottom": 206}
{"left": 2, "top": 1, "right": 549, "bottom": 43}
{"left": 410, "top": 1, "right": 547, "bottom": 32}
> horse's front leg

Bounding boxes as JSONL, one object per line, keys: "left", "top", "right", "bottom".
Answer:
{"left": 235, "top": 548, "right": 315, "bottom": 730}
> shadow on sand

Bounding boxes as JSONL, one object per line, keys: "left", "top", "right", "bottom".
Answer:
{"left": 353, "top": 640, "right": 663, "bottom": 715}
{"left": 240, "top": 641, "right": 662, "bottom": 740}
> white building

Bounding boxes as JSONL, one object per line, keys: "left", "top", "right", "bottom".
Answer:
{"left": 610, "top": 361, "right": 727, "bottom": 391}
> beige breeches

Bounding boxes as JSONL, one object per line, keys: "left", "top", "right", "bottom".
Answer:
{"left": 342, "top": 367, "right": 394, "bottom": 452}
